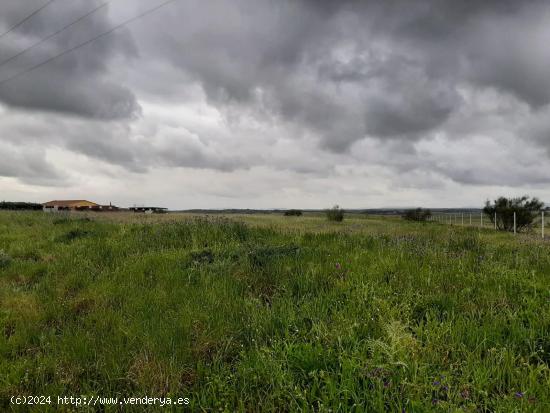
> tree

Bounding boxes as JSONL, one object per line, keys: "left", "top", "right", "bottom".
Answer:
{"left": 402, "top": 208, "right": 432, "bottom": 222}
{"left": 326, "top": 205, "right": 344, "bottom": 222}
{"left": 483, "top": 196, "right": 544, "bottom": 232}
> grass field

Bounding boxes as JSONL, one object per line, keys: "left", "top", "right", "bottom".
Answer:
{"left": 1, "top": 211, "right": 549, "bottom": 412}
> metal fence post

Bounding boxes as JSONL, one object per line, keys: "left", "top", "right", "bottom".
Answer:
{"left": 543, "top": 211, "right": 545, "bottom": 239}
{"left": 513, "top": 212, "right": 516, "bottom": 235}
{"left": 461, "top": 213, "right": 464, "bottom": 226}
{"left": 480, "top": 211, "right": 483, "bottom": 228}
{"left": 469, "top": 213, "right": 472, "bottom": 225}
{"left": 494, "top": 212, "right": 497, "bottom": 230}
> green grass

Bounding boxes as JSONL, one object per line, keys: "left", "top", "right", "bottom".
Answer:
{"left": 0, "top": 211, "right": 549, "bottom": 412}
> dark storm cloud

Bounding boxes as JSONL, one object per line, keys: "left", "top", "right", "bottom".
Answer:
{"left": 0, "top": 0, "right": 139, "bottom": 119}
{"left": 1, "top": 0, "right": 550, "bottom": 189}
{"left": 131, "top": 0, "right": 550, "bottom": 152}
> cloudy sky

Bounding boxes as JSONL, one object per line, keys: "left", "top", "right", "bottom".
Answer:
{"left": 1, "top": 0, "right": 549, "bottom": 209}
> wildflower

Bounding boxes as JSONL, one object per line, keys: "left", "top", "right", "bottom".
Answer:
{"left": 335, "top": 262, "right": 341, "bottom": 269}
{"left": 515, "top": 392, "right": 524, "bottom": 399}
{"left": 431, "top": 399, "right": 438, "bottom": 405}
{"left": 433, "top": 380, "right": 440, "bottom": 386}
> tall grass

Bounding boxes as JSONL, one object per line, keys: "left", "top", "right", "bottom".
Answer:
{"left": 0, "top": 211, "right": 549, "bottom": 411}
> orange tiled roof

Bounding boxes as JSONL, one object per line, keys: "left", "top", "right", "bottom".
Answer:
{"left": 42, "top": 200, "right": 99, "bottom": 207}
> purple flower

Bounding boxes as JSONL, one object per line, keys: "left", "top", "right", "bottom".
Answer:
{"left": 515, "top": 392, "right": 524, "bottom": 399}
{"left": 431, "top": 399, "right": 439, "bottom": 405}
{"left": 335, "top": 262, "right": 341, "bottom": 269}
{"left": 433, "top": 380, "right": 440, "bottom": 386}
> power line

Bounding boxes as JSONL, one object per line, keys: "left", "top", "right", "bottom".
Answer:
{"left": 0, "top": 0, "right": 179, "bottom": 87}
{"left": 0, "top": 0, "right": 114, "bottom": 69}
{"left": 0, "top": 0, "right": 56, "bottom": 40}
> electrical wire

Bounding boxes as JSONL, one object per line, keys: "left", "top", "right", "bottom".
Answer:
{"left": 0, "top": 0, "right": 179, "bottom": 87}
{"left": 0, "top": 0, "right": 56, "bottom": 40}
{"left": 0, "top": 0, "right": 114, "bottom": 68}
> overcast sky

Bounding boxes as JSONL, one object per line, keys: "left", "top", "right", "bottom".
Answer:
{"left": 1, "top": 0, "right": 549, "bottom": 209}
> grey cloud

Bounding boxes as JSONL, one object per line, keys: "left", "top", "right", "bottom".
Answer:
{"left": 126, "top": 0, "right": 468, "bottom": 150}
{"left": 4, "top": 0, "right": 550, "bottom": 148}
{"left": 431, "top": 161, "right": 550, "bottom": 187}
{"left": 521, "top": 107, "right": 550, "bottom": 155}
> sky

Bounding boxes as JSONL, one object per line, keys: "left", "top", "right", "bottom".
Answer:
{"left": 0, "top": 0, "right": 549, "bottom": 209}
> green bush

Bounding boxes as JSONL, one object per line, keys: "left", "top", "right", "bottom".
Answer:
{"left": 483, "top": 196, "right": 544, "bottom": 232}
{"left": 403, "top": 208, "right": 431, "bottom": 222}
{"left": 326, "top": 205, "right": 344, "bottom": 222}
{"left": 284, "top": 209, "right": 303, "bottom": 216}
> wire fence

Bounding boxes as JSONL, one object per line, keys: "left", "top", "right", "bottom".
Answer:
{"left": 428, "top": 211, "right": 547, "bottom": 239}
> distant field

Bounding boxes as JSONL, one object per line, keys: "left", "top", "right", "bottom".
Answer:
{"left": 1, "top": 211, "right": 549, "bottom": 411}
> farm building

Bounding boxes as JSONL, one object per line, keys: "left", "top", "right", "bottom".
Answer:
{"left": 42, "top": 200, "right": 119, "bottom": 212}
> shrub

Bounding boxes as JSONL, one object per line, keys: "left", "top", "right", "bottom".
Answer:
{"left": 483, "top": 196, "right": 544, "bottom": 232}
{"left": 284, "top": 209, "right": 303, "bottom": 216}
{"left": 326, "top": 205, "right": 344, "bottom": 222}
{"left": 403, "top": 208, "right": 432, "bottom": 222}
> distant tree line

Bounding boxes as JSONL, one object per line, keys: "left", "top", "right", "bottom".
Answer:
{"left": 0, "top": 201, "right": 42, "bottom": 211}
